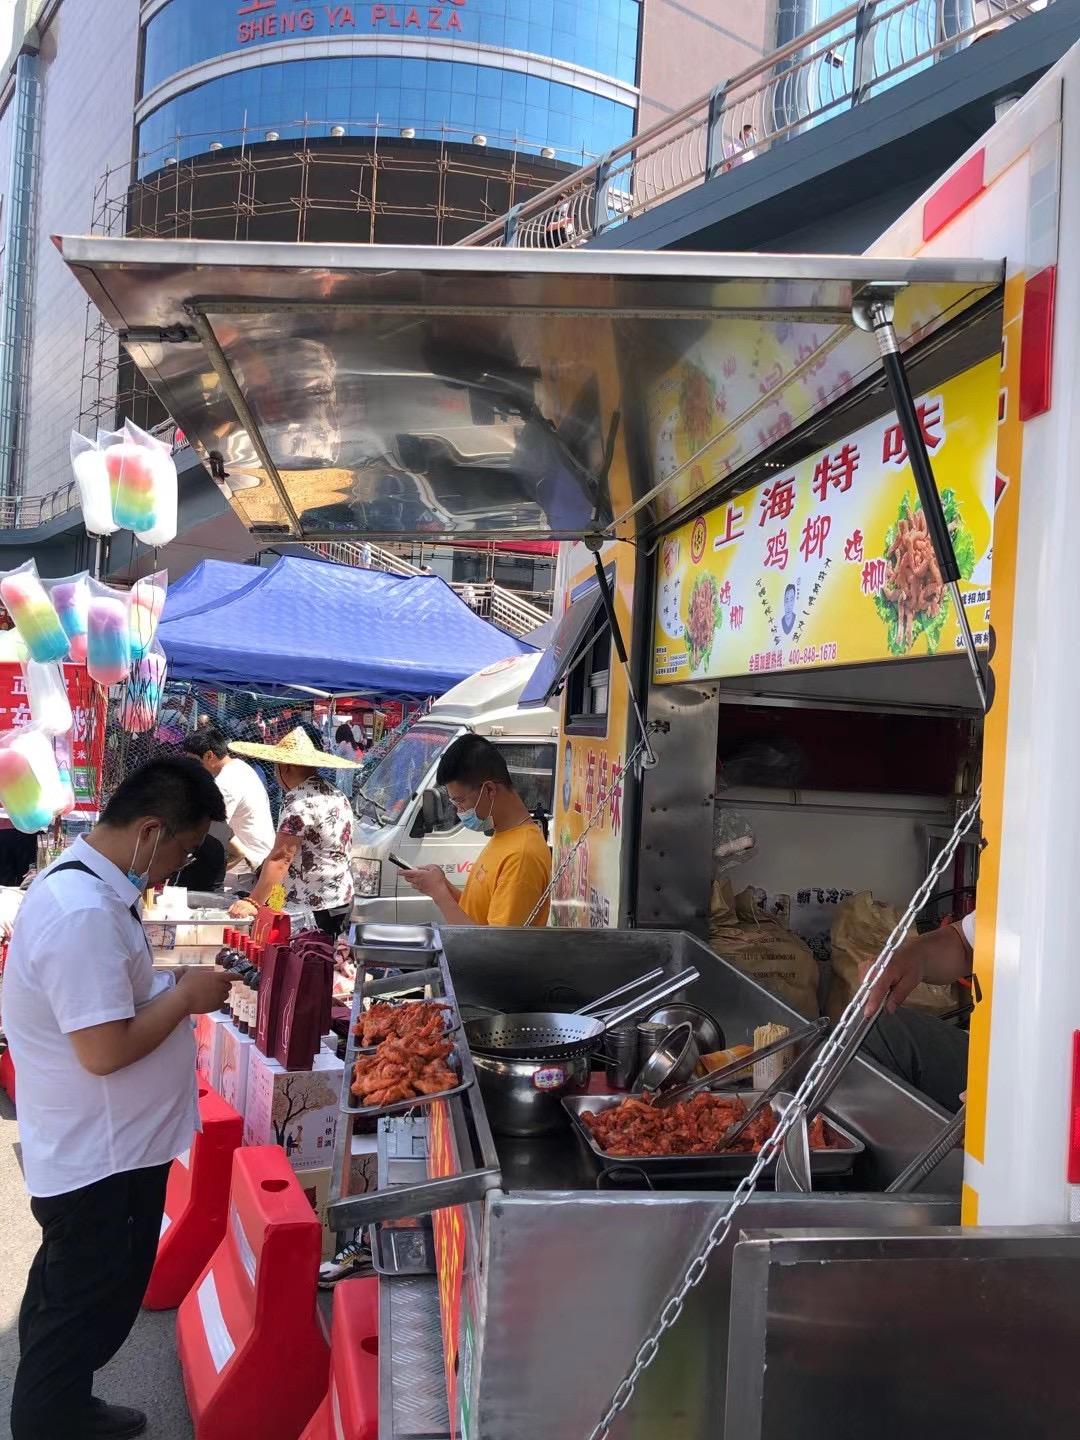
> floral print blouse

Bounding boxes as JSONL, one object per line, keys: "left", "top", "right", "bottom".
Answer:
{"left": 278, "top": 774, "right": 354, "bottom": 911}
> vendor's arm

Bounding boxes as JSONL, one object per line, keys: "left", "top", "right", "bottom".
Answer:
{"left": 865, "top": 919, "right": 973, "bottom": 1014}
{"left": 401, "top": 865, "right": 472, "bottom": 925}
{"left": 238, "top": 830, "right": 301, "bottom": 911}
{"left": 226, "top": 835, "right": 253, "bottom": 869}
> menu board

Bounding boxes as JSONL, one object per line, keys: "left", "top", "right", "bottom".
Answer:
{"left": 653, "top": 356, "right": 1000, "bottom": 683}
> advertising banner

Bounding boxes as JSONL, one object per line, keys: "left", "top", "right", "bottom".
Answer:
{"left": 653, "top": 357, "right": 999, "bottom": 684}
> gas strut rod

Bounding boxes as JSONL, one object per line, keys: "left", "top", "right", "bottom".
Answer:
{"left": 587, "top": 542, "right": 657, "bottom": 769}
{"left": 852, "top": 290, "right": 987, "bottom": 713}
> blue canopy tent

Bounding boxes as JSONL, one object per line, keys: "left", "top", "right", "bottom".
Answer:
{"left": 158, "top": 555, "right": 535, "bottom": 697}
{"left": 160, "top": 558, "right": 264, "bottom": 622}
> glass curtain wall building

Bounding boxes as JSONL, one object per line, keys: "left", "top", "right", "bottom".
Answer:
{"left": 137, "top": 0, "right": 641, "bottom": 174}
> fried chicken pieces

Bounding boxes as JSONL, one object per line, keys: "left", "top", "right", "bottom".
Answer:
{"left": 351, "top": 1031, "right": 458, "bottom": 1108}
{"left": 354, "top": 1000, "right": 452, "bottom": 1049}
{"left": 582, "top": 1091, "right": 836, "bottom": 1158}
{"left": 882, "top": 506, "right": 946, "bottom": 650}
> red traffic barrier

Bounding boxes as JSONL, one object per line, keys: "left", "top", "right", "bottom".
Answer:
{"left": 0, "top": 1045, "right": 15, "bottom": 1105}
{"left": 177, "top": 1145, "right": 329, "bottom": 1440}
{"left": 143, "top": 1083, "right": 242, "bottom": 1311}
{"left": 300, "top": 1277, "right": 379, "bottom": 1440}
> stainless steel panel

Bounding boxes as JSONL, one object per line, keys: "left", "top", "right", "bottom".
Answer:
{"left": 725, "top": 1227, "right": 1080, "bottom": 1440}
{"left": 378, "top": 1275, "right": 451, "bottom": 1439}
{"left": 475, "top": 1192, "right": 959, "bottom": 1439}
{"left": 637, "top": 681, "right": 719, "bottom": 932}
{"left": 57, "top": 237, "right": 1000, "bottom": 541}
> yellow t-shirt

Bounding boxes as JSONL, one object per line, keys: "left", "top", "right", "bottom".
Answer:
{"left": 460, "top": 823, "right": 551, "bottom": 927}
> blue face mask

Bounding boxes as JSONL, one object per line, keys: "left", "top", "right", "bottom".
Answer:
{"left": 127, "top": 826, "right": 161, "bottom": 891}
{"left": 456, "top": 784, "right": 491, "bottom": 833}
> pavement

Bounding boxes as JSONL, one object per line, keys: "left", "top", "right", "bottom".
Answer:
{"left": 0, "top": 1093, "right": 193, "bottom": 1440}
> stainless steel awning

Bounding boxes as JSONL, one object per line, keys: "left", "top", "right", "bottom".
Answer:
{"left": 518, "top": 585, "right": 607, "bottom": 709}
{"left": 57, "top": 237, "right": 1002, "bottom": 542}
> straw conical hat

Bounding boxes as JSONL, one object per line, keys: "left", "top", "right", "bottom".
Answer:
{"left": 229, "top": 724, "right": 360, "bottom": 769}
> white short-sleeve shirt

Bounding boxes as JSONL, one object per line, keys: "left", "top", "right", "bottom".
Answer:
{"left": 1, "top": 836, "right": 198, "bottom": 1197}
{"left": 216, "top": 756, "right": 275, "bottom": 867}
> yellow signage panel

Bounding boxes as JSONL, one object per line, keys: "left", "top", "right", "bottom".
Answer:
{"left": 653, "top": 357, "right": 999, "bottom": 684}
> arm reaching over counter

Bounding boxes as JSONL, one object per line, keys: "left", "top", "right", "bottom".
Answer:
{"left": 865, "top": 913, "right": 974, "bottom": 1015}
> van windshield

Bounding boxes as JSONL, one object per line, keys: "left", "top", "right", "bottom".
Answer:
{"left": 355, "top": 723, "right": 459, "bottom": 825}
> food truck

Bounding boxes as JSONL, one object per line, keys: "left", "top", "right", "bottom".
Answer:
{"left": 56, "top": 39, "right": 1080, "bottom": 1440}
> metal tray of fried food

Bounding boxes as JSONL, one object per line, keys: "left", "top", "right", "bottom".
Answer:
{"left": 369, "top": 1217, "right": 436, "bottom": 1276}
{"left": 562, "top": 1091, "right": 863, "bottom": 1181}
{"left": 344, "top": 1047, "right": 473, "bottom": 1117}
{"left": 352, "top": 999, "right": 460, "bottom": 1054}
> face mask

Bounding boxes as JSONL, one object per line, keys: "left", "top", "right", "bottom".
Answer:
{"left": 457, "top": 783, "right": 490, "bottom": 833}
{"left": 128, "top": 825, "right": 161, "bottom": 891}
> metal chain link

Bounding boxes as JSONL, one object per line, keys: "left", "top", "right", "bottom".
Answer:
{"left": 523, "top": 731, "right": 654, "bottom": 928}
{"left": 588, "top": 785, "right": 982, "bottom": 1440}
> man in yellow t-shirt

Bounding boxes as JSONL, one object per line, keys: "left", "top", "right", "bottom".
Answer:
{"left": 402, "top": 734, "right": 551, "bottom": 927}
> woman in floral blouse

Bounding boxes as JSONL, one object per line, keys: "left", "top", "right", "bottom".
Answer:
{"left": 228, "top": 725, "right": 360, "bottom": 938}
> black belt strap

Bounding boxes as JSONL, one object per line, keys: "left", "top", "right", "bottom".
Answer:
{"left": 51, "top": 859, "right": 144, "bottom": 924}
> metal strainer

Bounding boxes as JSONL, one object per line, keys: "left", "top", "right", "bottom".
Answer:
{"left": 463, "top": 968, "right": 699, "bottom": 1061}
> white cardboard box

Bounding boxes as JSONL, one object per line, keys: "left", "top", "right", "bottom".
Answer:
{"left": 297, "top": 1165, "right": 336, "bottom": 1259}
{"left": 218, "top": 1026, "right": 254, "bottom": 1117}
{"left": 194, "top": 1011, "right": 232, "bottom": 1091}
{"left": 243, "top": 1048, "right": 343, "bottom": 1172}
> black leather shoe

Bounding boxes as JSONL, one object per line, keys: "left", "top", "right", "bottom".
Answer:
{"left": 82, "top": 1400, "right": 148, "bottom": 1438}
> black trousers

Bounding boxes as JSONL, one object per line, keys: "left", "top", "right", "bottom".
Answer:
{"left": 11, "top": 1162, "right": 170, "bottom": 1439}
{"left": 313, "top": 904, "right": 351, "bottom": 940}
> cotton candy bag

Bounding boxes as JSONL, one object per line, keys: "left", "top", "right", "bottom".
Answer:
{"left": 70, "top": 432, "right": 118, "bottom": 537}
{"left": 86, "top": 578, "right": 132, "bottom": 688}
{"left": 119, "top": 642, "right": 167, "bottom": 734}
{"left": 22, "top": 660, "right": 73, "bottom": 737}
{"left": 0, "top": 725, "right": 65, "bottom": 833}
{"left": 0, "top": 559, "right": 69, "bottom": 664}
{"left": 43, "top": 571, "right": 90, "bottom": 664}
{"left": 129, "top": 569, "right": 167, "bottom": 661}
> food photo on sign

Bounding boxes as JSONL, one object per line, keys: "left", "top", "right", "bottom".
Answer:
{"left": 652, "top": 356, "right": 998, "bottom": 685}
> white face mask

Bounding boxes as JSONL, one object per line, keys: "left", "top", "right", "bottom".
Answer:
{"left": 127, "top": 825, "right": 161, "bottom": 890}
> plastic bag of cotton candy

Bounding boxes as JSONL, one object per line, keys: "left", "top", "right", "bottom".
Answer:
{"left": 70, "top": 420, "right": 179, "bottom": 546}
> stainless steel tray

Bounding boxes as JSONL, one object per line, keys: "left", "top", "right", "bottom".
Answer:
{"left": 562, "top": 1091, "right": 864, "bottom": 1181}
{"left": 369, "top": 1218, "right": 436, "bottom": 1275}
{"left": 354, "top": 922, "right": 438, "bottom": 950}
{"left": 344, "top": 1049, "right": 473, "bottom": 1118}
{"left": 353, "top": 1000, "right": 461, "bottom": 1054}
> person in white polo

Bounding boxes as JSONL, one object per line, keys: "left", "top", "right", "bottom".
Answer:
{"left": 3, "top": 757, "right": 231, "bottom": 1440}
{"left": 183, "top": 726, "right": 275, "bottom": 874}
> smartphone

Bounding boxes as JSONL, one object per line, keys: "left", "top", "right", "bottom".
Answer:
{"left": 388, "top": 853, "right": 412, "bottom": 870}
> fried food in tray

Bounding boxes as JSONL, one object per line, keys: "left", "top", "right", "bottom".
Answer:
{"left": 350, "top": 1034, "right": 461, "bottom": 1109}
{"left": 352, "top": 999, "right": 455, "bottom": 1050}
{"left": 582, "top": 1090, "right": 839, "bottom": 1159}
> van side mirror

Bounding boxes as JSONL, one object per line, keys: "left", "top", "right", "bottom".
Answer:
{"left": 421, "top": 787, "right": 454, "bottom": 834}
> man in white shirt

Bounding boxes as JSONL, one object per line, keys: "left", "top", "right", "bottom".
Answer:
{"left": 183, "top": 727, "right": 275, "bottom": 873}
{"left": 3, "top": 757, "right": 231, "bottom": 1440}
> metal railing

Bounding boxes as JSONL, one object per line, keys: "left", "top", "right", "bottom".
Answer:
{"left": 459, "top": 0, "right": 1051, "bottom": 249}
{"left": 0, "top": 479, "right": 79, "bottom": 529}
{"left": 304, "top": 541, "right": 552, "bottom": 637}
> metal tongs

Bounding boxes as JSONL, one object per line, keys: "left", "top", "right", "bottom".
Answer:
{"left": 775, "top": 997, "right": 887, "bottom": 1191}
{"left": 653, "top": 1016, "right": 829, "bottom": 1111}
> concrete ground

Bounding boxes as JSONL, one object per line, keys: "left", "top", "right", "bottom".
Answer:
{"left": 0, "top": 1093, "right": 193, "bottom": 1440}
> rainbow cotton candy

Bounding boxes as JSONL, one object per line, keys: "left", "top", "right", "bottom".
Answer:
{"left": 87, "top": 597, "right": 132, "bottom": 687}
{"left": 0, "top": 729, "right": 61, "bottom": 832}
{"left": 106, "top": 443, "right": 158, "bottom": 534}
{"left": 120, "top": 650, "right": 167, "bottom": 733}
{"left": 47, "top": 577, "right": 89, "bottom": 664}
{"left": 0, "top": 569, "right": 70, "bottom": 663}
{"left": 129, "top": 577, "right": 166, "bottom": 660}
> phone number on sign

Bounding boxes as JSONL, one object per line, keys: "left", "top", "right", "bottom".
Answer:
{"left": 788, "top": 642, "right": 838, "bottom": 667}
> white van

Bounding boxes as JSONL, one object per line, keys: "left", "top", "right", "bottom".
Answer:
{"left": 351, "top": 654, "right": 558, "bottom": 924}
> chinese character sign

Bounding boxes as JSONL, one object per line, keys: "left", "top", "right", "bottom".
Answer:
{"left": 653, "top": 357, "right": 998, "bottom": 683}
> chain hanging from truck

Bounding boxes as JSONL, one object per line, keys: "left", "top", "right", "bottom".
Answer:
{"left": 587, "top": 785, "right": 982, "bottom": 1439}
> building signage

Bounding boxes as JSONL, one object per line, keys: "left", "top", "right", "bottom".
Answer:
{"left": 652, "top": 356, "right": 1000, "bottom": 683}
{"left": 236, "top": 0, "right": 468, "bottom": 44}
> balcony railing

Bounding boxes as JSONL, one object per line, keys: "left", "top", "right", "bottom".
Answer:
{"left": 304, "top": 541, "right": 553, "bottom": 638}
{"left": 458, "top": 0, "right": 1051, "bottom": 250}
